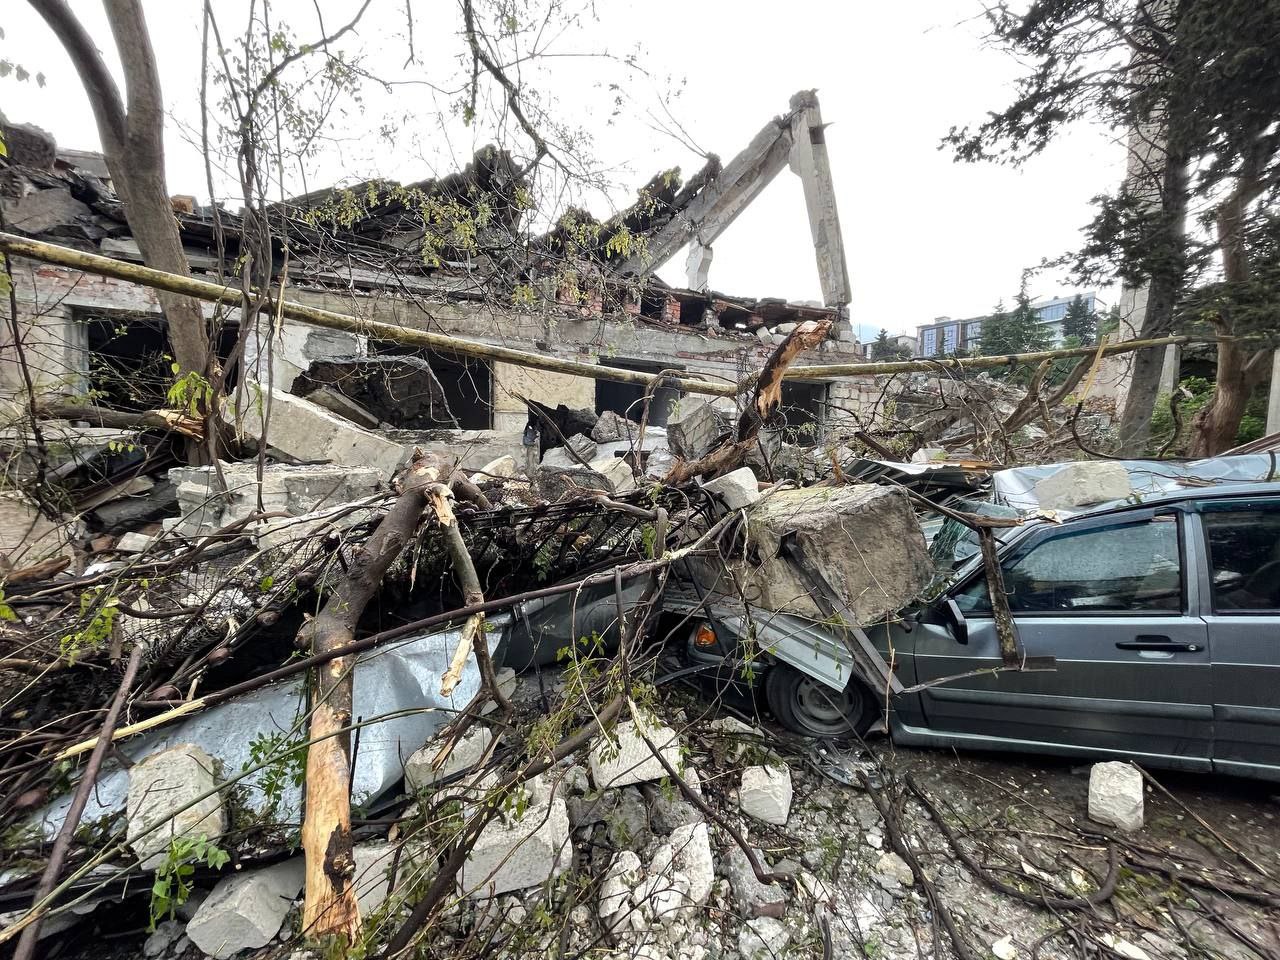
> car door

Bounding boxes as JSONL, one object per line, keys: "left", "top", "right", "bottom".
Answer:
{"left": 908, "top": 506, "right": 1213, "bottom": 769}
{"left": 1192, "top": 497, "right": 1280, "bottom": 779}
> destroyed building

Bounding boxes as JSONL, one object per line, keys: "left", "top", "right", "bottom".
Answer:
{"left": 0, "top": 93, "right": 882, "bottom": 498}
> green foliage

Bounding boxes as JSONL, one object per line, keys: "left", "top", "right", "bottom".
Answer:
{"left": 1061, "top": 294, "right": 1097, "bottom": 345}
{"left": 242, "top": 729, "right": 308, "bottom": 825}
{"left": 980, "top": 282, "right": 1052, "bottom": 380}
{"left": 166, "top": 367, "right": 214, "bottom": 416}
{"left": 149, "top": 835, "right": 230, "bottom": 930}
{"left": 0, "top": 588, "right": 17, "bottom": 623}
{"left": 59, "top": 589, "right": 118, "bottom": 664}
{"left": 1148, "top": 375, "right": 1269, "bottom": 454}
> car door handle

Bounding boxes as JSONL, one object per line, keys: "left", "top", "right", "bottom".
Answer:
{"left": 1116, "top": 636, "right": 1201, "bottom": 653}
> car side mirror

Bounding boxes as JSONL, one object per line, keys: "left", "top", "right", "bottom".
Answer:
{"left": 941, "top": 599, "right": 969, "bottom": 645}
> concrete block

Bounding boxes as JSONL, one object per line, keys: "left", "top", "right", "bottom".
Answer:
{"left": 115, "top": 531, "right": 154, "bottom": 553}
{"left": 186, "top": 858, "right": 304, "bottom": 959}
{"left": 404, "top": 726, "right": 493, "bottom": 793}
{"left": 739, "top": 916, "right": 791, "bottom": 960}
{"left": 126, "top": 744, "right": 227, "bottom": 871}
{"left": 230, "top": 386, "right": 408, "bottom": 478}
{"left": 470, "top": 455, "right": 517, "bottom": 484}
{"left": 458, "top": 797, "right": 571, "bottom": 897}
{"left": 700, "top": 467, "right": 760, "bottom": 511}
{"left": 1088, "top": 761, "right": 1144, "bottom": 832}
{"left": 598, "top": 849, "right": 642, "bottom": 918}
{"left": 541, "top": 433, "right": 598, "bottom": 469}
{"left": 589, "top": 456, "right": 637, "bottom": 494}
{"left": 304, "top": 385, "right": 382, "bottom": 429}
{"left": 667, "top": 398, "right": 719, "bottom": 461}
{"left": 588, "top": 714, "right": 682, "bottom": 789}
{"left": 591, "top": 411, "right": 642, "bottom": 443}
{"left": 538, "top": 463, "right": 615, "bottom": 501}
{"left": 1034, "top": 461, "right": 1133, "bottom": 510}
{"left": 351, "top": 841, "right": 399, "bottom": 915}
{"left": 650, "top": 821, "right": 714, "bottom": 906}
{"left": 734, "top": 484, "right": 933, "bottom": 624}
{"left": 739, "top": 765, "right": 792, "bottom": 825}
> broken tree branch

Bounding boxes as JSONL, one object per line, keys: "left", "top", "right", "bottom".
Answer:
{"left": 299, "top": 456, "right": 444, "bottom": 943}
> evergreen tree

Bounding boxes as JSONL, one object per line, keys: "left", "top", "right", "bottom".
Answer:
{"left": 978, "top": 301, "right": 1016, "bottom": 357}
{"left": 1061, "top": 294, "right": 1097, "bottom": 345}
{"left": 872, "top": 329, "right": 891, "bottom": 359}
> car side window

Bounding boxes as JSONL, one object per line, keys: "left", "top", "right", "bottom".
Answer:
{"left": 955, "top": 516, "right": 1183, "bottom": 615}
{"left": 1202, "top": 502, "right": 1280, "bottom": 613}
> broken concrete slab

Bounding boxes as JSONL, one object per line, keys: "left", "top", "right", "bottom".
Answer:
{"left": 700, "top": 467, "right": 760, "bottom": 511}
{"left": 115, "top": 531, "right": 154, "bottom": 553}
{"left": 731, "top": 484, "right": 933, "bottom": 624}
{"left": 1034, "top": 460, "right": 1133, "bottom": 511}
{"left": 0, "top": 491, "right": 75, "bottom": 566}
{"left": 351, "top": 841, "right": 399, "bottom": 915}
{"left": 541, "top": 433, "right": 598, "bottom": 469}
{"left": 470, "top": 454, "right": 517, "bottom": 484}
{"left": 588, "top": 714, "right": 682, "bottom": 789}
{"left": 169, "top": 461, "right": 384, "bottom": 537}
{"left": 667, "top": 398, "right": 719, "bottom": 460}
{"left": 1088, "top": 761, "right": 1144, "bottom": 832}
{"left": 739, "top": 765, "right": 792, "bottom": 825}
{"left": 230, "top": 386, "right": 409, "bottom": 478}
{"left": 591, "top": 410, "right": 642, "bottom": 443}
{"left": 126, "top": 744, "right": 227, "bottom": 871}
{"left": 589, "top": 455, "right": 637, "bottom": 494}
{"left": 304, "top": 384, "right": 382, "bottom": 429}
{"left": 186, "top": 857, "right": 305, "bottom": 959}
{"left": 404, "top": 726, "right": 494, "bottom": 793}
{"left": 458, "top": 796, "right": 571, "bottom": 897}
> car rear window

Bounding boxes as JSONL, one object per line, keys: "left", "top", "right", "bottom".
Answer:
{"left": 1203, "top": 504, "right": 1280, "bottom": 613}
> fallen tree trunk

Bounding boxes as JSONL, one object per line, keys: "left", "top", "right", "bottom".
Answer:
{"left": 299, "top": 455, "right": 445, "bottom": 943}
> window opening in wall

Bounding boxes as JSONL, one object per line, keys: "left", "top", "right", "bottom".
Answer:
{"left": 638, "top": 291, "right": 667, "bottom": 320}
{"left": 365, "top": 340, "right": 493, "bottom": 429}
{"left": 775, "top": 381, "right": 828, "bottom": 444}
{"left": 595, "top": 358, "right": 681, "bottom": 427}
{"left": 83, "top": 312, "right": 238, "bottom": 411}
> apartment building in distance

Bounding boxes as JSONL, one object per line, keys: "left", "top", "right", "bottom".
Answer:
{"left": 915, "top": 292, "right": 1103, "bottom": 358}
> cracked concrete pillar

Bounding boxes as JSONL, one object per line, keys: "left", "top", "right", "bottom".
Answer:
{"left": 685, "top": 242, "right": 713, "bottom": 292}
{"left": 787, "top": 90, "right": 851, "bottom": 309}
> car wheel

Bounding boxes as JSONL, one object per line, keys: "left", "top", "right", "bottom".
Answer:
{"left": 764, "top": 663, "right": 875, "bottom": 738}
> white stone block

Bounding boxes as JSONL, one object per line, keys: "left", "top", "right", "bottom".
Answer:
{"left": 126, "top": 744, "right": 226, "bottom": 870}
{"left": 588, "top": 455, "right": 637, "bottom": 494}
{"left": 458, "top": 797, "right": 571, "bottom": 897}
{"left": 739, "top": 765, "right": 792, "bottom": 826}
{"left": 588, "top": 715, "right": 682, "bottom": 789}
{"left": 186, "top": 858, "right": 304, "bottom": 959}
{"left": 1088, "top": 761, "right": 1144, "bottom": 832}
{"left": 1034, "top": 461, "right": 1133, "bottom": 511}
{"left": 699, "top": 467, "right": 760, "bottom": 511}
{"left": 598, "top": 850, "right": 642, "bottom": 918}
{"left": 739, "top": 916, "right": 791, "bottom": 960}
{"left": 404, "top": 727, "right": 493, "bottom": 793}
{"left": 470, "top": 454, "right": 517, "bottom": 484}
{"left": 650, "top": 821, "right": 714, "bottom": 906}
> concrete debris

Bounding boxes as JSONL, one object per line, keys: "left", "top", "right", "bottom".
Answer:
{"left": 126, "top": 743, "right": 227, "bottom": 870}
{"left": 599, "top": 850, "right": 643, "bottom": 920}
{"left": 404, "top": 726, "right": 494, "bottom": 793}
{"left": 731, "top": 484, "right": 933, "bottom": 623}
{"left": 699, "top": 466, "right": 761, "bottom": 511}
{"left": 351, "top": 841, "right": 399, "bottom": 915}
{"left": 169, "top": 461, "right": 383, "bottom": 536}
{"left": 739, "top": 764, "right": 793, "bottom": 825}
{"left": 470, "top": 454, "right": 518, "bottom": 483}
{"left": 185, "top": 857, "right": 305, "bottom": 959}
{"left": 721, "top": 845, "right": 787, "bottom": 916}
{"left": 541, "top": 433, "right": 599, "bottom": 469}
{"left": 231, "top": 386, "right": 409, "bottom": 478}
{"left": 875, "top": 851, "right": 915, "bottom": 887}
{"left": 1033, "top": 460, "right": 1134, "bottom": 511}
{"left": 458, "top": 796, "right": 572, "bottom": 897}
{"left": 303, "top": 384, "right": 383, "bottom": 429}
{"left": 588, "top": 714, "right": 682, "bottom": 789}
{"left": 114, "top": 531, "right": 154, "bottom": 553}
{"left": 1088, "top": 761, "right": 1144, "bottom": 832}
{"left": 591, "top": 410, "right": 643, "bottom": 443}
{"left": 589, "top": 455, "right": 637, "bottom": 494}
{"left": 738, "top": 915, "right": 791, "bottom": 960}
{"left": 651, "top": 821, "right": 714, "bottom": 906}
{"left": 666, "top": 398, "right": 719, "bottom": 461}
{"left": 538, "top": 462, "right": 617, "bottom": 501}
{"left": 605, "top": 787, "right": 653, "bottom": 849}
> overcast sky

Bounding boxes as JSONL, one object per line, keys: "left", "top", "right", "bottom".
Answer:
{"left": 2, "top": 1, "right": 1125, "bottom": 338}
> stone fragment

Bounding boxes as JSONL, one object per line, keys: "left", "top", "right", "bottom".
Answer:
{"left": 738, "top": 916, "right": 790, "bottom": 960}
{"left": 458, "top": 797, "right": 571, "bottom": 897}
{"left": 404, "top": 727, "right": 493, "bottom": 793}
{"left": 666, "top": 399, "right": 719, "bottom": 461}
{"left": 739, "top": 765, "right": 792, "bottom": 825}
{"left": 351, "top": 841, "right": 399, "bottom": 915}
{"left": 541, "top": 433, "right": 599, "bottom": 469}
{"left": 115, "top": 531, "right": 154, "bottom": 553}
{"left": 1088, "top": 761, "right": 1144, "bottom": 832}
{"left": 591, "top": 411, "right": 642, "bottom": 443}
{"left": 588, "top": 715, "right": 682, "bottom": 789}
{"left": 186, "top": 858, "right": 304, "bottom": 959}
{"left": 651, "top": 822, "right": 714, "bottom": 906}
{"left": 875, "top": 851, "right": 914, "bottom": 886}
{"left": 633, "top": 872, "right": 690, "bottom": 928}
{"left": 537, "top": 463, "right": 615, "bottom": 501}
{"left": 649, "top": 790, "right": 703, "bottom": 834}
{"left": 721, "top": 846, "right": 786, "bottom": 916}
{"left": 1034, "top": 461, "right": 1133, "bottom": 511}
{"left": 605, "top": 787, "right": 652, "bottom": 849}
{"left": 598, "top": 849, "right": 643, "bottom": 918}
{"left": 773, "top": 322, "right": 798, "bottom": 335}
{"left": 304, "top": 385, "right": 382, "bottom": 429}
{"left": 588, "top": 456, "right": 637, "bottom": 494}
{"left": 126, "top": 744, "right": 226, "bottom": 870}
{"left": 733, "top": 484, "right": 933, "bottom": 623}
{"left": 992, "top": 935, "right": 1018, "bottom": 960}
{"left": 471, "top": 455, "right": 517, "bottom": 484}
{"left": 700, "top": 467, "right": 760, "bottom": 511}
{"left": 230, "top": 387, "right": 408, "bottom": 478}
{"left": 755, "top": 327, "right": 773, "bottom": 345}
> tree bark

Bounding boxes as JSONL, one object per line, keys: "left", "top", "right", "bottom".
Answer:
{"left": 299, "top": 456, "right": 446, "bottom": 943}
{"left": 28, "top": 0, "right": 210, "bottom": 383}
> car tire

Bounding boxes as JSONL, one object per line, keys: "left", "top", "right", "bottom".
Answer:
{"left": 764, "top": 663, "right": 876, "bottom": 739}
